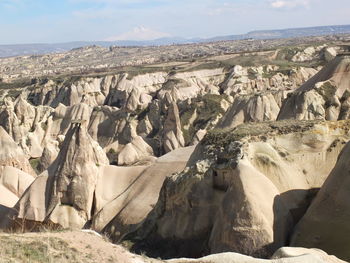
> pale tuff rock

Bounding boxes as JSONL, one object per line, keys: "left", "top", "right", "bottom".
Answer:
{"left": 1, "top": 41, "right": 350, "bottom": 262}
{"left": 208, "top": 157, "right": 291, "bottom": 257}
{"left": 8, "top": 118, "right": 191, "bottom": 234}
{"left": 118, "top": 136, "right": 154, "bottom": 166}
{"left": 129, "top": 120, "right": 350, "bottom": 258}
{"left": 0, "top": 166, "right": 34, "bottom": 208}
{"left": 136, "top": 115, "right": 153, "bottom": 137}
{"left": 87, "top": 106, "right": 125, "bottom": 147}
{"left": 162, "top": 69, "right": 225, "bottom": 100}
{"left": 222, "top": 65, "right": 317, "bottom": 97}
{"left": 279, "top": 89, "right": 326, "bottom": 120}
{"left": 324, "top": 47, "right": 338, "bottom": 62}
{"left": 125, "top": 88, "right": 152, "bottom": 112}
{"left": 48, "top": 102, "right": 92, "bottom": 138}
{"left": 167, "top": 247, "right": 346, "bottom": 263}
{"left": 100, "top": 72, "right": 167, "bottom": 111}
{"left": 163, "top": 102, "right": 185, "bottom": 153}
{"left": 279, "top": 54, "right": 350, "bottom": 121}
{"left": 39, "top": 142, "right": 59, "bottom": 172}
{"left": 0, "top": 96, "right": 53, "bottom": 158}
{"left": 272, "top": 247, "right": 346, "bottom": 263}
{"left": 15, "top": 121, "right": 109, "bottom": 228}
{"left": 28, "top": 72, "right": 167, "bottom": 109}
{"left": 292, "top": 46, "right": 317, "bottom": 62}
{"left": 291, "top": 140, "right": 350, "bottom": 261}
{"left": 218, "top": 92, "right": 281, "bottom": 129}
{"left": 0, "top": 64, "right": 320, "bottom": 166}
{"left": 0, "top": 126, "right": 36, "bottom": 176}
{"left": 179, "top": 94, "right": 230, "bottom": 146}
{"left": 192, "top": 129, "right": 207, "bottom": 145}
{"left": 291, "top": 45, "right": 326, "bottom": 62}
{"left": 95, "top": 146, "right": 195, "bottom": 242}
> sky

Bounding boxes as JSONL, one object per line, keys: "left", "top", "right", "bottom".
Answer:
{"left": 0, "top": 0, "right": 349, "bottom": 44}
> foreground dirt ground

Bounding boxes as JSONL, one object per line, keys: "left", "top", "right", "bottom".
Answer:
{"left": 0, "top": 230, "right": 158, "bottom": 263}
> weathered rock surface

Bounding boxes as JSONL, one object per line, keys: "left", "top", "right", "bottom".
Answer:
{"left": 14, "top": 117, "right": 109, "bottom": 228}
{"left": 0, "top": 166, "right": 34, "bottom": 208}
{"left": 167, "top": 247, "right": 346, "bottom": 263}
{"left": 126, "top": 120, "right": 350, "bottom": 259}
{"left": 94, "top": 146, "right": 195, "bottom": 241}
{"left": 0, "top": 57, "right": 327, "bottom": 168}
{"left": 3, "top": 122, "right": 194, "bottom": 235}
{"left": 291, "top": 140, "right": 350, "bottom": 261}
{"left": 0, "top": 126, "right": 36, "bottom": 176}
{"left": 1, "top": 42, "right": 350, "bottom": 261}
{"left": 163, "top": 102, "right": 185, "bottom": 153}
{"left": 218, "top": 92, "right": 282, "bottom": 129}
{"left": 291, "top": 46, "right": 325, "bottom": 62}
{"left": 222, "top": 65, "right": 317, "bottom": 97}
{"left": 278, "top": 54, "right": 350, "bottom": 121}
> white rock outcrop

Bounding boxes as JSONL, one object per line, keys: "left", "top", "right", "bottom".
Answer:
{"left": 128, "top": 120, "right": 350, "bottom": 258}
{"left": 291, "top": 139, "right": 350, "bottom": 262}
{"left": 278, "top": 54, "right": 350, "bottom": 121}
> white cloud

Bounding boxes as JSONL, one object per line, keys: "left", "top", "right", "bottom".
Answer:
{"left": 106, "top": 26, "right": 171, "bottom": 41}
{"left": 270, "top": 0, "right": 310, "bottom": 9}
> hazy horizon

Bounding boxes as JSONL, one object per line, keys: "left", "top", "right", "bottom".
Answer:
{"left": 1, "top": 0, "right": 350, "bottom": 45}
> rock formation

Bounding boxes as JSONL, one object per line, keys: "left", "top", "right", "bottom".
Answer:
{"left": 278, "top": 54, "right": 350, "bottom": 121}
{"left": 5, "top": 116, "right": 194, "bottom": 234}
{"left": 14, "top": 112, "right": 109, "bottom": 228}
{"left": 0, "top": 166, "right": 34, "bottom": 208}
{"left": 168, "top": 247, "right": 346, "bottom": 263}
{"left": 0, "top": 126, "right": 36, "bottom": 176}
{"left": 291, "top": 140, "right": 350, "bottom": 261}
{"left": 94, "top": 146, "right": 195, "bottom": 241}
{"left": 1, "top": 40, "right": 350, "bottom": 262}
{"left": 163, "top": 101, "right": 185, "bottom": 153}
{"left": 218, "top": 92, "right": 282, "bottom": 129}
{"left": 126, "top": 120, "right": 350, "bottom": 259}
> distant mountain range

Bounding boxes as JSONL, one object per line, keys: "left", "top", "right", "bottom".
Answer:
{"left": 1, "top": 24, "right": 350, "bottom": 58}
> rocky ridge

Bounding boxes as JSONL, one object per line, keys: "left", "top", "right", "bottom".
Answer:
{"left": 0, "top": 40, "right": 350, "bottom": 263}
{"left": 125, "top": 120, "right": 350, "bottom": 259}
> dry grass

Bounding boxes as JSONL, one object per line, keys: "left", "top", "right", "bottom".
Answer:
{"left": 0, "top": 231, "right": 162, "bottom": 263}
{"left": 0, "top": 235, "right": 79, "bottom": 263}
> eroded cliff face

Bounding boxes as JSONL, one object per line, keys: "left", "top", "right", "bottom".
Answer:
{"left": 14, "top": 109, "right": 109, "bottom": 228}
{"left": 125, "top": 120, "right": 350, "bottom": 259}
{"left": 0, "top": 63, "right": 306, "bottom": 171}
{"left": 278, "top": 54, "right": 350, "bottom": 121}
{"left": 0, "top": 63, "right": 323, "bottom": 168}
{"left": 291, "top": 140, "right": 350, "bottom": 261}
{"left": 1, "top": 45, "right": 350, "bottom": 262}
{"left": 4, "top": 120, "right": 194, "bottom": 237}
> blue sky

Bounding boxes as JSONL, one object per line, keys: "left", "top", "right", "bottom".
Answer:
{"left": 0, "top": 0, "right": 349, "bottom": 44}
